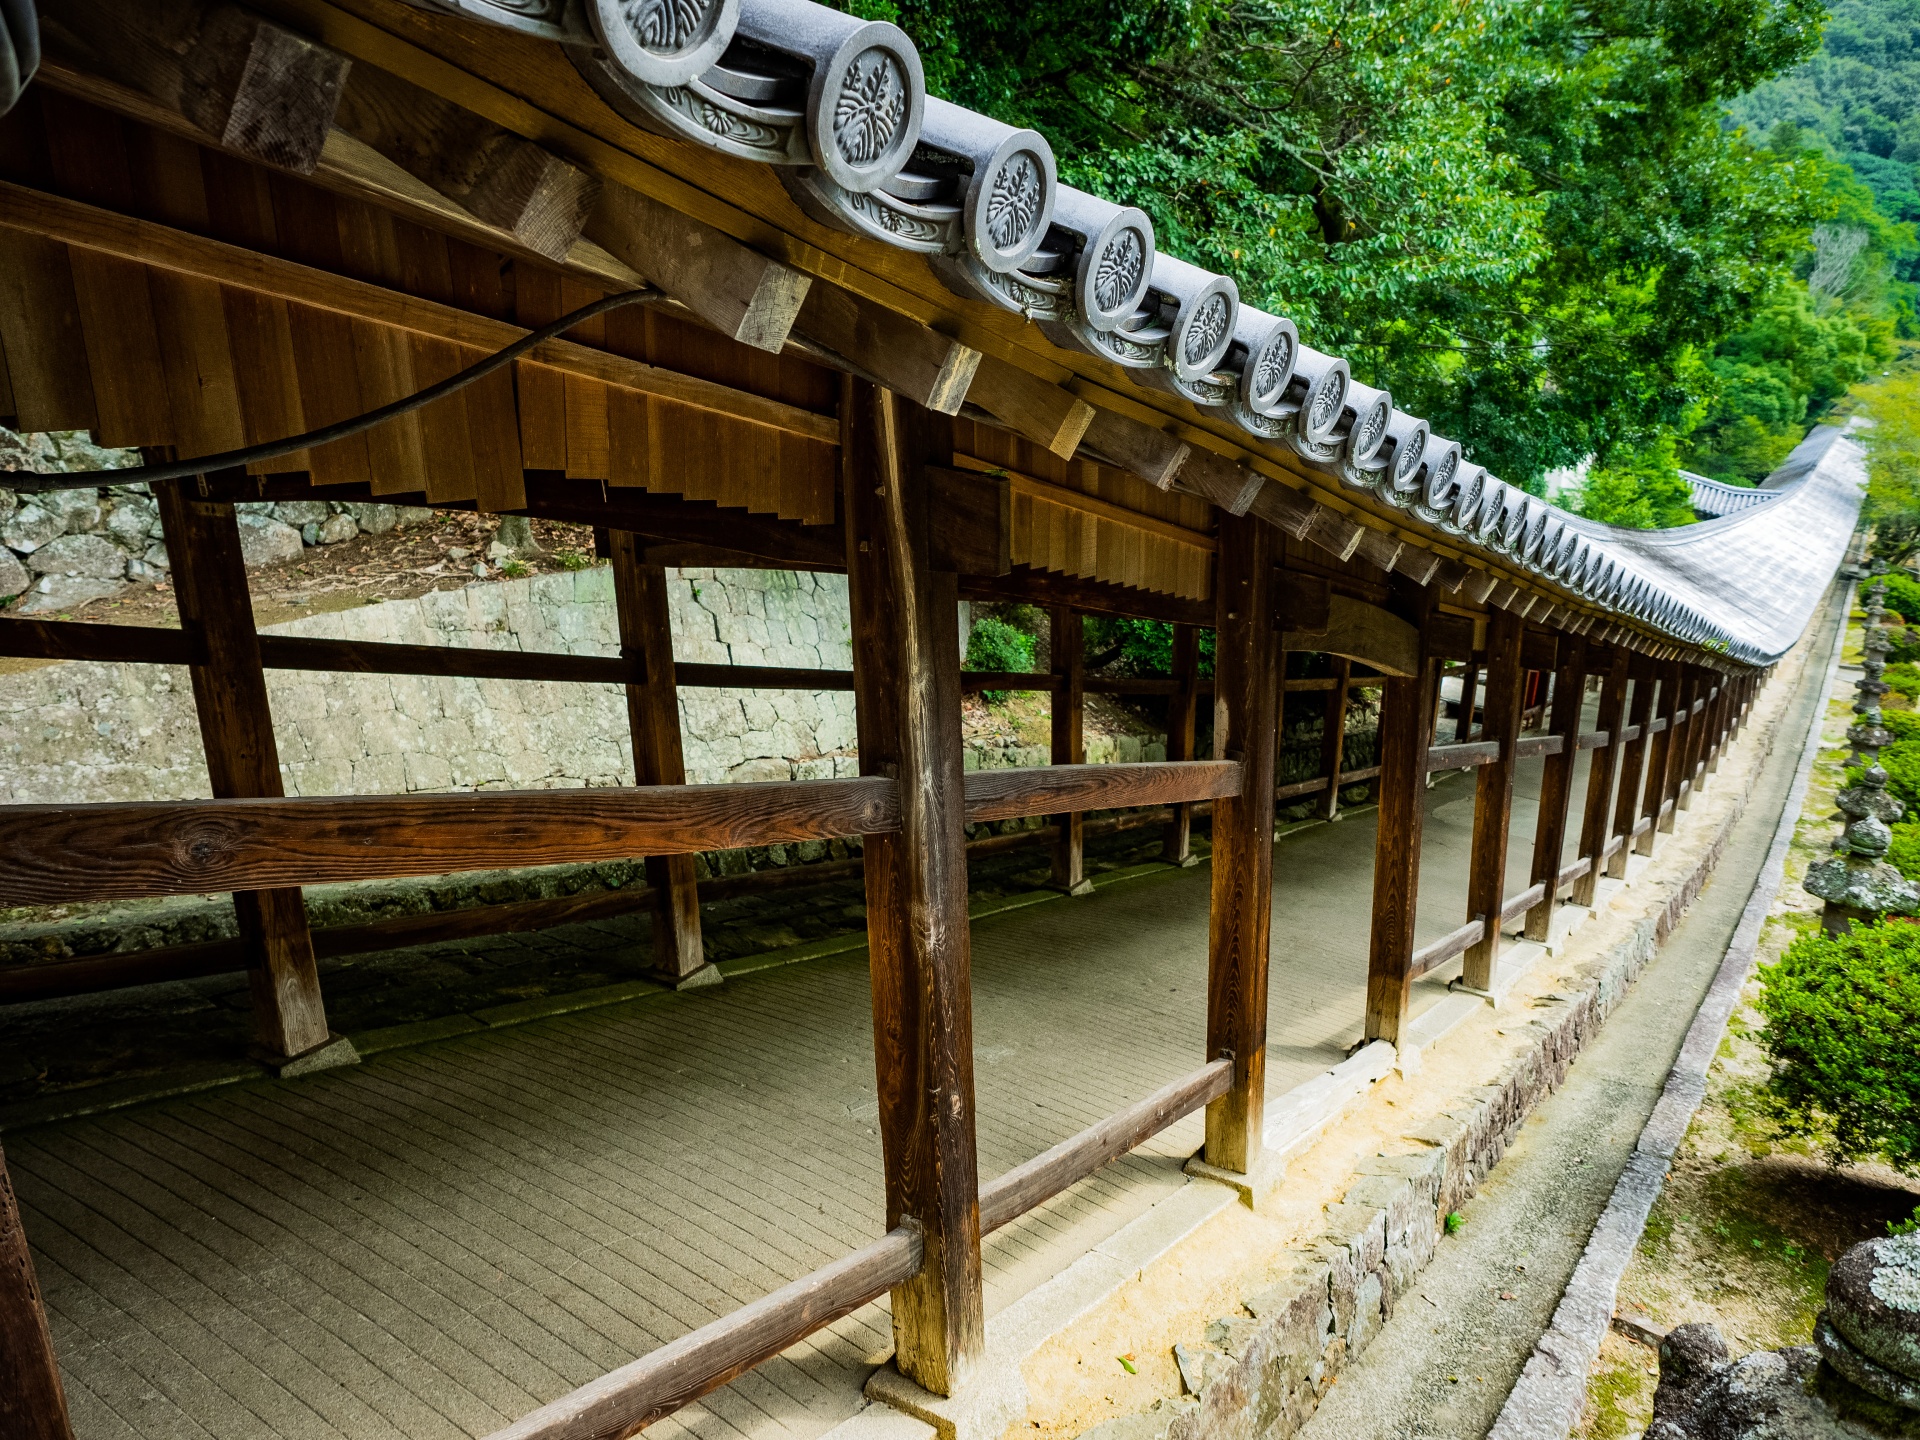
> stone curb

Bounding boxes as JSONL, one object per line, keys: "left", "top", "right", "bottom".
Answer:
{"left": 1486, "top": 579, "right": 1851, "bottom": 1440}
{"left": 1074, "top": 592, "right": 1833, "bottom": 1440}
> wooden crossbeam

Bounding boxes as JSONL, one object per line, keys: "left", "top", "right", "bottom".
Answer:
{"left": 0, "top": 181, "right": 836, "bottom": 441}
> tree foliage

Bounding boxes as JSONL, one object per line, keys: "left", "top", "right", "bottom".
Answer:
{"left": 841, "top": 0, "right": 1827, "bottom": 491}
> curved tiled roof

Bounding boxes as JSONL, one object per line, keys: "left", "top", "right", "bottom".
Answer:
{"left": 1563, "top": 428, "right": 1865, "bottom": 664}
{"left": 10, "top": 0, "right": 1864, "bottom": 666}
{"left": 1683, "top": 471, "right": 1784, "bottom": 518}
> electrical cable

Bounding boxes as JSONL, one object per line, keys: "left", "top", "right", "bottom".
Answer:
{"left": 8, "top": 287, "right": 662, "bottom": 493}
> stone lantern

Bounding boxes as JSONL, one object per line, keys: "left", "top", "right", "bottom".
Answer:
{"left": 1804, "top": 771, "right": 1920, "bottom": 933}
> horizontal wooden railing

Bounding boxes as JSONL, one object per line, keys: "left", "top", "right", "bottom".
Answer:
{"left": 0, "top": 762, "right": 1239, "bottom": 906}
{"left": 484, "top": 1057, "right": 1234, "bottom": 1440}
{"left": 0, "top": 804, "right": 1216, "bottom": 1004}
{"left": 486, "top": 1226, "right": 924, "bottom": 1440}
{"left": 965, "top": 762, "right": 1241, "bottom": 824}
{"left": 1500, "top": 883, "right": 1548, "bottom": 925}
{"left": 979, "top": 1059, "right": 1233, "bottom": 1232}
{"left": 1410, "top": 918, "right": 1484, "bottom": 977}
{"left": 1428, "top": 740, "right": 1501, "bottom": 770}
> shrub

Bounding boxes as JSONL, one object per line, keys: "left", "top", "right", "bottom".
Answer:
{"left": 1891, "top": 824, "right": 1920, "bottom": 883}
{"left": 1757, "top": 919, "right": 1920, "bottom": 1172}
{"left": 1888, "top": 661, "right": 1920, "bottom": 699}
{"left": 1885, "top": 709, "right": 1920, "bottom": 743}
{"left": 1881, "top": 573, "right": 1920, "bottom": 626}
{"left": 1882, "top": 738, "right": 1920, "bottom": 810}
{"left": 965, "top": 615, "right": 1036, "bottom": 701}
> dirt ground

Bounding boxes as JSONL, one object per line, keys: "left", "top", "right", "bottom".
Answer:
{"left": 1575, "top": 607, "right": 1920, "bottom": 1439}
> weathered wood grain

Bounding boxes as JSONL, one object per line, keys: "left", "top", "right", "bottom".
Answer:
{"left": 1462, "top": 606, "right": 1525, "bottom": 990}
{"left": 0, "top": 778, "right": 902, "bottom": 905}
{"left": 1204, "top": 511, "right": 1281, "bottom": 1173}
{"left": 1574, "top": 646, "right": 1632, "bottom": 906}
{"left": 1162, "top": 623, "right": 1200, "bottom": 864}
{"left": 1050, "top": 607, "right": 1088, "bottom": 894}
{"left": 0, "top": 1143, "right": 75, "bottom": 1440}
{"left": 156, "top": 480, "right": 331, "bottom": 1059}
{"left": 1525, "top": 636, "right": 1588, "bottom": 940}
{"left": 844, "top": 378, "right": 983, "bottom": 1394}
{"left": 962, "top": 762, "right": 1242, "bottom": 824}
{"left": 1366, "top": 616, "right": 1440, "bottom": 1044}
{"left": 611, "top": 533, "right": 705, "bottom": 983}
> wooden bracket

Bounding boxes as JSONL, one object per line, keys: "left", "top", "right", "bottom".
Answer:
{"left": 796, "top": 282, "right": 979, "bottom": 412}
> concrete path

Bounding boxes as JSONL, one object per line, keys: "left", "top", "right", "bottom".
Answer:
{"left": 12, "top": 740, "right": 1566, "bottom": 1440}
{"left": 1295, "top": 602, "right": 1841, "bottom": 1440}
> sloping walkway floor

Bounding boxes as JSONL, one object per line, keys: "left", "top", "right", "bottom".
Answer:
{"left": 10, "top": 751, "right": 1579, "bottom": 1440}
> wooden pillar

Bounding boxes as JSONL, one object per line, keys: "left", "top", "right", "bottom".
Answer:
{"left": 1524, "top": 636, "right": 1589, "bottom": 941}
{"left": 1608, "top": 660, "right": 1658, "bottom": 877}
{"left": 1707, "top": 679, "right": 1732, "bottom": 774}
{"left": 1, "top": 1144, "right": 74, "bottom": 1440}
{"left": 1317, "top": 658, "right": 1352, "bottom": 822}
{"left": 1462, "top": 607, "right": 1526, "bottom": 990}
{"left": 1678, "top": 673, "right": 1712, "bottom": 808}
{"left": 1455, "top": 660, "right": 1480, "bottom": 741}
{"left": 1657, "top": 666, "right": 1695, "bottom": 834}
{"left": 1637, "top": 663, "right": 1681, "bottom": 852}
{"left": 1365, "top": 641, "right": 1440, "bottom": 1045}
{"left": 1049, "top": 607, "right": 1090, "bottom": 894}
{"left": 1203, "top": 511, "right": 1282, "bottom": 1175}
{"left": 843, "top": 378, "right": 983, "bottom": 1395}
{"left": 1161, "top": 623, "right": 1200, "bottom": 865}
{"left": 156, "top": 480, "right": 331, "bottom": 1063}
{"left": 1572, "top": 645, "right": 1631, "bottom": 908}
{"left": 609, "top": 533, "right": 708, "bottom": 985}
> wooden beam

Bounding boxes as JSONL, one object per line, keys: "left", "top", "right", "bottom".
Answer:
{"left": 1203, "top": 511, "right": 1281, "bottom": 1174}
{"left": 587, "top": 182, "right": 811, "bottom": 354}
{"left": 1366, "top": 626, "right": 1440, "bottom": 1044}
{"left": 1163, "top": 623, "right": 1200, "bottom": 865}
{"left": 966, "top": 353, "right": 1094, "bottom": 460}
{"left": 1637, "top": 663, "right": 1681, "bottom": 854}
{"left": 1462, "top": 606, "right": 1525, "bottom": 990}
{"left": 964, "top": 761, "right": 1241, "bottom": 823}
{"left": 1572, "top": 645, "right": 1631, "bottom": 908}
{"left": 1318, "top": 659, "right": 1351, "bottom": 822}
{"left": 842, "top": 379, "right": 983, "bottom": 1395}
{"left": 1607, "top": 663, "right": 1659, "bottom": 879}
{"left": 797, "top": 283, "right": 979, "bottom": 415}
{"left": 486, "top": 1228, "right": 921, "bottom": 1440}
{"left": 0, "top": 778, "right": 902, "bottom": 905}
{"left": 1049, "top": 607, "right": 1090, "bottom": 895}
{"left": 155, "top": 479, "right": 332, "bottom": 1061}
{"left": 1076, "top": 407, "right": 1189, "bottom": 489}
{"left": 960, "top": 568, "right": 1211, "bottom": 628}
{"left": 0, "top": 182, "right": 836, "bottom": 442}
{"left": 978, "top": 1060, "right": 1233, "bottom": 1234}
{"left": 1524, "top": 636, "right": 1588, "bottom": 941}
{"left": 1455, "top": 660, "right": 1480, "bottom": 741}
{"left": 1173, "top": 446, "right": 1265, "bottom": 515}
{"left": 1428, "top": 740, "right": 1502, "bottom": 771}
{"left": 1319, "top": 594, "right": 1419, "bottom": 677}
{"left": 0, "top": 1144, "right": 75, "bottom": 1440}
{"left": 39, "top": 0, "right": 349, "bottom": 173}
{"left": 336, "top": 62, "right": 600, "bottom": 263}
{"left": 610, "top": 534, "right": 708, "bottom": 986}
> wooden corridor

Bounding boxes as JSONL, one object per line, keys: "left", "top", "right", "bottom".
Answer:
{"left": 8, "top": 758, "right": 1561, "bottom": 1440}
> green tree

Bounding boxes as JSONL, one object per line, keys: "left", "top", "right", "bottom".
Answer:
{"left": 843, "top": 0, "right": 1826, "bottom": 490}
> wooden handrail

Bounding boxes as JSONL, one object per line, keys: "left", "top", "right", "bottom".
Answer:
{"left": 1500, "top": 883, "right": 1548, "bottom": 924}
{"left": 1575, "top": 730, "right": 1610, "bottom": 751}
{"left": 1427, "top": 740, "right": 1501, "bottom": 770}
{"left": 0, "top": 804, "right": 1213, "bottom": 1005}
{"left": 0, "top": 762, "right": 1241, "bottom": 904}
{"left": 1411, "top": 918, "right": 1484, "bottom": 977}
{"left": 1557, "top": 856, "right": 1593, "bottom": 887}
{"left": 484, "top": 1227, "right": 922, "bottom": 1440}
{"left": 979, "top": 1059, "right": 1233, "bottom": 1233}
{"left": 963, "top": 761, "right": 1240, "bottom": 823}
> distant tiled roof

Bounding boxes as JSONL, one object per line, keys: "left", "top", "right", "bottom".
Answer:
{"left": 1683, "top": 471, "right": 1784, "bottom": 518}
